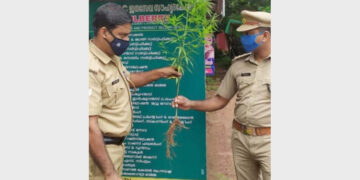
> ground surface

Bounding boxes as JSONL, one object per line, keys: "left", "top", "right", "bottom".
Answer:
{"left": 206, "top": 64, "right": 237, "bottom": 180}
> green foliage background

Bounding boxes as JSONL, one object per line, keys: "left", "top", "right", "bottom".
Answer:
{"left": 221, "top": 0, "right": 270, "bottom": 34}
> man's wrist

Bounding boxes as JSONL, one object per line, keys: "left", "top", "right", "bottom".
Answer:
{"left": 188, "top": 100, "right": 195, "bottom": 109}
{"left": 155, "top": 68, "right": 165, "bottom": 78}
{"left": 104, "top": 169, "right": 116, "bottom": 177}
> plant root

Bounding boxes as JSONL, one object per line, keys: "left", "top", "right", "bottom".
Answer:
{"left": 166, "top": 116, "right": 188, "bottom": 159}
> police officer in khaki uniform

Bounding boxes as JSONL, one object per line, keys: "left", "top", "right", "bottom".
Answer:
{"left": 172, "top": 10, "right": 271, "bottom": 180}
{"left": 89, "top": 3, "right": 181, "bottom": 180}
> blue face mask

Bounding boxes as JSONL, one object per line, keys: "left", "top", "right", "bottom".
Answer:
{"left": 106, "top": 30, "right": 130, "bottom": 56}
{"left": 240, "top": 31, "right": 264, "bottom": 52}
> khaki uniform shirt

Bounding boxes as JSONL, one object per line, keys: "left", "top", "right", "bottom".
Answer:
{"left": 217, "top": 53, "right": 271, "bottom": 127}
{"left": 89, "top": 40, "right": 133, "bottom": 137}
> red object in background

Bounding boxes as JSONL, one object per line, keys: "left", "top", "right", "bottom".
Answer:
{"left": 215, "top": 32, "right": 229, "bottom": 52}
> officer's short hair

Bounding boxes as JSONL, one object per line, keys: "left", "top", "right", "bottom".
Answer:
{"left": 92, "top": 2, "right": 132, "bottom": 36}
{"left": 261, "top": 27, "right": 271, "bottom": 33}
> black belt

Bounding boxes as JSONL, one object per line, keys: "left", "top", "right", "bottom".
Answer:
{"left": 103, "top": 136, "right": 125, "bottom": 145}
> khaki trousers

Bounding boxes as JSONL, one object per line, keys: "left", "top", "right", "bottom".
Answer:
{"left": 89, "top": 144, "right": 125, "bottom": 180}
{"left": 232, "top": 127, "right": 271, "bottom": 180}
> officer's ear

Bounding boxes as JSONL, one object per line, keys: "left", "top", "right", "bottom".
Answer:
{"left": 98, "top": 27, "right": 110, "bottom": 39}
{"left": 262, "top": 31, "right": 271, "bottom": 42}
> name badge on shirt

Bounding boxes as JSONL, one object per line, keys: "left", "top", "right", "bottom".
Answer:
{"left": 112, "top": 79, "right": 120, "bottom": 85}
{"left": 241, "top": 73, "right": 251, "bottom": 77}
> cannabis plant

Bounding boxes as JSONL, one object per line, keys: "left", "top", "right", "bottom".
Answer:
{"left": 159, "top": 0, "right": 218, "bottom": 158}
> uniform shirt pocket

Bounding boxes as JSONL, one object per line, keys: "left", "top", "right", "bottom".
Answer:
{"left": 236, "top": 76, "right": 254, "bottom": 98}
{"left": 102, "top": 82, "right": 125, "bottom": 107}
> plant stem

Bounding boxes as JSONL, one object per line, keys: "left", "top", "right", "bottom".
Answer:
{"left": 175, "top": 77, "right": 180, "bottom": 117}
{"left": 174, "top": 3, "right": 188, "bottom": 120}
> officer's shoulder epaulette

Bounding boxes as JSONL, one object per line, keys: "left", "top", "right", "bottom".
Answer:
{"left": 89, "top": 57, "right": 100, "bottom": 74}
{"left": 232, "top": 52, "right": 251, "bottom": 62}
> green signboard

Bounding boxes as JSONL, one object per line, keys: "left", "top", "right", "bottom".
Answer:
{"left": 90, "top": 1, "right": 206, "bottom": 179}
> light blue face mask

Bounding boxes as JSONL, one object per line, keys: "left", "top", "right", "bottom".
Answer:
{"left": 240, "top": 31, "right": 264, "bottom": 52}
